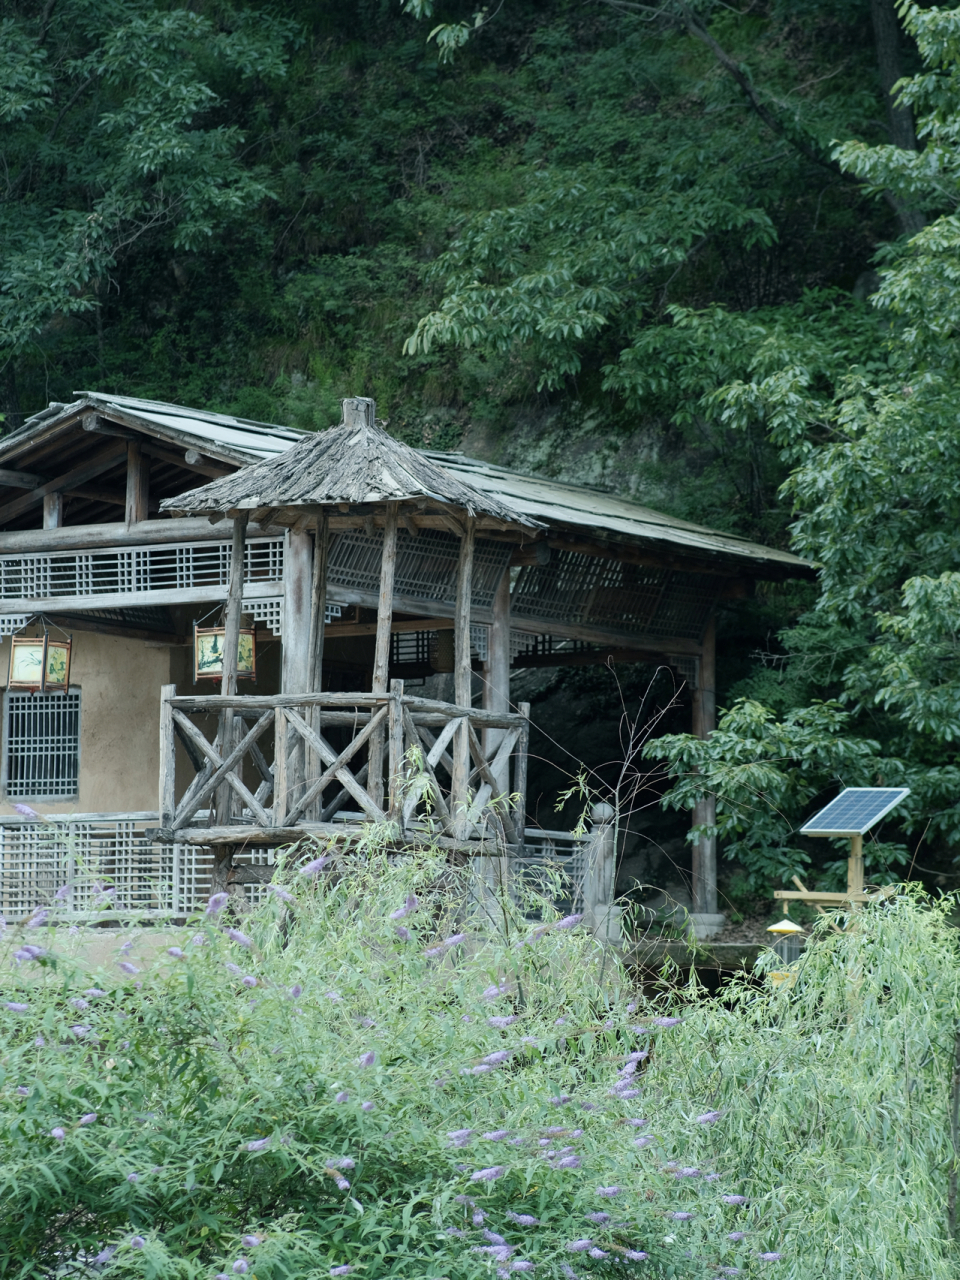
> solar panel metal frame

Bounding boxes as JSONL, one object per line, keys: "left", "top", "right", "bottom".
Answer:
{"left": 799, "top": 787, "right": 911, "bottom": 837}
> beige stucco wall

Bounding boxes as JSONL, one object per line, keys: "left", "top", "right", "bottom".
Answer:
{"left": 0, "top": 627, "right": 172, "bottom": 817}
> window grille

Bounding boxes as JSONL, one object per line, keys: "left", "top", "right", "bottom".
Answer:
{"left": 4, "top": 692, "right": 80, "bottom": 799}
{"left": 390, "top": 626, "right": 488, "bottom": 668}
{"left": 327, "top": 529, "right": 510, "bottom": 611}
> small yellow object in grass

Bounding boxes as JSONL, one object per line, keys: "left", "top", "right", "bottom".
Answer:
{"left": 766, "top": 918, "right": 805, "bottom": 935}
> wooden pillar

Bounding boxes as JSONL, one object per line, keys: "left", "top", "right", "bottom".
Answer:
{"left": 691, "top": 614, "right": 717, "bottom": 915}
{"left": 483, "top": 563, "right": 511, "bottom": 796}
{"left": 369, "top": 502, "right": 398, "bottom": 808}
{"left": 848, "top": 832, "right": 864, "bottom": 897}
{"left": 42, "top": 492, "right": 62, "bottom": 529}
{"left": 125, "top": 441, "right": 148, "bottom": 525}
{"left": 159, "top": 683, "right": 176, "bottom": 829}
{"left": 452, "top": 517, "right": 476, "bottom": 834}
{"left": 217, "top": 513, "right": 247, "bottom": 825}
{"left": 308, "top": 513, "right": 330, "bottom": 694}
{"left": 282, "top": 526, "right": 313, "bottom": 817}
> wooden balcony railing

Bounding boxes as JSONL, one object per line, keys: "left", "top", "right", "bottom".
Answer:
{"left": 156, "top": 681, "right": 529, "bottom": 853}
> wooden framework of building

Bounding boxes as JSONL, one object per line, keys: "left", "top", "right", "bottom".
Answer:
{"left": 0, "top": 391, "right": 813, "bottom": 921}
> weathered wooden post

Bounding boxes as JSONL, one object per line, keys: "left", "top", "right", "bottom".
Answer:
{"left": 216, "top": 512, "right": 247, "bottom": 825}
{"left": 159, "top": 683, "right": 176, "bottom": 830}
{"left": 691, "top": 613, "right": 723, "bottom": 934}
{"left": 369, "top": 500, "right": 398, "bottom": 809}
{"left": 125, "top": 440, "right": 149, "bottom": 525}
{"left": 388, "top": 677, "right": 405, "bottom": 822}
{"left": 480, "top": 564, "right": 512, "bottom": 883}
{"left": 452, "top": 516, "right": 476, "bottom": 839}
{"left": 282, "top": 519, "right": 313, "bottom": 816}
{"left": 582, "top": 801, "right": 620, "bottom": 944}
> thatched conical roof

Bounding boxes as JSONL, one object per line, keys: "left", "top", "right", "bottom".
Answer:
{"left": 161, "top": 399, "right": 539, "bottom": 529}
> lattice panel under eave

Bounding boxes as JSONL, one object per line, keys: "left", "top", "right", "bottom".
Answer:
{"left": 511, "top": 552, "right": 722, "bottom": 641}
{"left": 327, "top": 528, "right": 510, "bottom": 610}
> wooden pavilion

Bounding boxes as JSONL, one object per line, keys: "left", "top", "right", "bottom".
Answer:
{"left": 0, "top": 392, "right": 812, "bottom": 924}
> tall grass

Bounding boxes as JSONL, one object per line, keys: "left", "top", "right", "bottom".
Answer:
{"left": 0, "top": 849, "right": 956, "bottom": 1279}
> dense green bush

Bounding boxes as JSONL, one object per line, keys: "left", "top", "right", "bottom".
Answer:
{"left": 0, "top": 849, "right": 957, "bottom": 1278}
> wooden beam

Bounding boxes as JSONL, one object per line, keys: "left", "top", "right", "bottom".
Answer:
{"left": 125, "top": 441, "right": 149, "bottom": 525}
{"left": 0, "top": 516, "right": 281, "bottom": 554}
{"left": 0, "top": 581, "right": 281, "bottom": 617}
{"left": 0, "top": 440, "right": 127, "bottom": 526}
{"left": 43, "top": 613, "right": 182, "bottom": 646}
{"left": 326, "top": 616, "right": 456, "bottom": 639}
{"left": 42, "top": 492, "right": 62, "bottom": 530}
{"left": 139, "top": 442, "right": 231, "bottom": 478}
{"left": 0, "top": 468, "right": 43, "bottom": 489}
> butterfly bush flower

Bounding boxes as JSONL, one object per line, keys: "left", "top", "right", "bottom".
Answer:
{"left": 289, "top": 983, "right": 303, "bottom": 998}
{"left": 566, "top": 1240, "right": 593, "bottom": 1252}
{"left": 50, "top": 1127, "right": 65, "bottom": 1140}
{"left": 71, "top": 1025, "right": 92, "bottom": 1038}
{"left": 488, "top": 1016, "right": 516, "bottom": 1029}
{"left": 624, "top": 1250, "right": 649, "bottom": 1261}
{"left": 71, "top": 997, "right": 89, "bottom": 1011}
{"left": 758, "top": 1253, "right": 782, "bottom": 1262}
{"left": 484, "top": 1230, "right": 508, "bottom": 1245}
{"left": 596, "top": 1186, "right": 620, "bottom": 1197}
{"left": 473, "top": 1210, "right": 487, "bottom": 1225}
{"left": 300, "top": 855, "right": 329, "bottom": 876}
{"left": 557, "top": 1155, "right": 581, "bottom": 1169}
{"left": 357, "top": 1051, "right": 375, "bottom": 1067}
{"left": 652, "top": 1016, "right": 682, "bottom": 1028}
{"left": 79, "top": 1113, "right": 97, "bottom": 1125}
{"left": 635, "top": 1136, "right": 653, "bottom": 1147}
{"left": 448, "top": 1129, "right": 474, "bottom": 1147}
{"left": 676, "top": 1168, "right": 701, "bottom": 1178}
{"left": 191, "top": 934, "right": 205, "bottom": 946}
{"left": 505, "top": 1213, "right": 539, "bottom": 1226}
{"left": 246, "top": 1137, "right": 271, "bottom": 1152}
{"left": 390, "top": 893, "right": 419, "bottom": 919}
{"left": 34, "top": 1035, "right": 44, "bottom": 1048}
{"left": 512, "top": 1263, "right": 535, "bottom": 1272}
{"left": 226, "top": 927, "right": 252, "bottom": 948}
{"left": 15, "top": 944, "right": 44, "bottom": 963}
{"left": 233, "top": 1261, "right": 249, "bottom": 1274}
{"left": 130, "top": 1237, "right": 146, "bottom": 1250}
{"left": 483, "top": 1051, "right": 512, "bottom": 1065}
{"left": 242, "top": 976, "right": 257, "bottom": 988}
{"left": 26, "top": 907, "right": 49, "bottom": 928}
{"left": 723, "top": 1195, "right": 748, "bottom": 1205}
{"left": 728, "top": 1232, "right": 747, "bottom": 1241}
{"left": 588, "top": 1248, "right": 608, "bottom": 1259}
{"left": 697, "top": 1110, "right": 722, "bottom": 1124}
{"left": 16, "top": 1086, "right": 28, "bottom": 1096}
{"left": 470, "top": 1165, "right": 506, "bottom": 1182}
{"left": 206, "top": 892, "right": 229, "bottom": 916}
{"left": 268, "top": 885, "right": 295, "bottom": 903}
{"left": 334, "top": 1091, "right": 350, "bottom": 1103}
{"left": 117, "top": 961, "right": 139, "bottom": 976}
{"left": 482, "top": 981, "right": 509, "bottom": 1000}
{"left": 361, "top": 1100, "right": 375, "bottom": 1111}
{"left": 627, "top": 1118, "right": 649, "bottom": 1128}
{"left": 241, "top": 1235, "right": 261, "bottom": 1247}
{"left": 482, "top": 1130, "right": 511, "bottom": 1141}
{"left": 5, "top": 1002, "right": 28, "bottom": 1012}
{"left": 325, "top": 991, "right": 342, "bottom": 1003}
{"left": 671, "top": 1212, "right": 694, "bottom": 1221}
{"left": 330, "top": 1268, "right": 354, "bottom": 1276}
{"left": 167, "top": 947, "right": 184, "bottom": 959}
{"left": 586, "top": 1212, "right": 610, "bottom": 1224}
{"left": 395, "top": 925, "right": 411, "bottom": 941}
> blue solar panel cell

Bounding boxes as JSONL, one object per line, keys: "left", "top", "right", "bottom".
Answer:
{"left": 800, "top": 787, "right": 910, "bottom": 836}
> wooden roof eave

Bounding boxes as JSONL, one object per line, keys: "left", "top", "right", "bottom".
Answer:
{"left": 202, "top": 498, "right": 540, "bottom": 540}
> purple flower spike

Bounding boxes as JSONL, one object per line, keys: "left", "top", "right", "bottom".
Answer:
{"left": 624, "top": 1250, "right": 649, "bottom": 1261}
{"left": 728, "top": 1232, "right": 747, "bottom": 1241}
{"left": 167, "top": 947, "right": 184, "bottom": 959}
{"left": 596, "top": 1186, "right": 620, "bottom": 1197}
{"left": 300, "top": 855, "right": 329, "bottom": 876}
{"left": 565, "top": 1240, "right": 593, "bottom": 1253}
{"left": 487, "top": 1016, "right": 516, "bottom": 1029}
{"left": 71, "top": 1025, "right": 91, "bottom": 1038}
{"left": 241, "top": 1235, "right": 261, "bottom": 1248}
{"left": 505, "top": 1212, "right": 540, "bottom": 1227}
{"left": 723, "top": 1195, "right": 748, "bottom": 1204}
{"left": 482, "top": 1129, "right": 511, "bottom": 1141}
{"left": 697, "top": 1110, "right": 723, "bottom": 1124}
{"left": 27, "top": 908, "right": 49, "bottom": 928}
{"left": 555, "top": 913, "right": 584, "bottom": 930}
{"left": 395, "top": 925, "right": 411, "bottom": 941}
{"left": 447, "top": 1129, "right": 474, "bottom": 1148}
{"left": 670, "top": 1212, "right": 694, "bottom": 1221}
{"left": 13, "top": 804, "right": 39, "bottom": 819}
{"left": 79, "top": 1113, "right": 97, "bottom": 1125}
{"left": 246, "top": 1137, "right": 271, "bottom": 1152}
{"left": 483, "top": 1050, "right": 512, "bottom": 1065}
{"left": 512, "top": 1263, "right": 535, "bottom": 1273}
{"left": 15, "top": 944, "right": 44, "bottom": 963}
{"left": 16, "top": 1086, "right": 28, "bottom": 1096}
{"left": 335, "top": 1091, "right": 350, "bottom": 1103}
{"left": 586, "top": 1212, "right": 610, "bottom": 1225}
{"left": 361, "top": 1100, "right": 375, "bottom": 1111}
{"left": 55, "top": 885, "right": 70, "bottom": 901}
{"left": 50, "top": 1127, "right": 65, "bottom": 1140}
{"left": 676, "top": 1168, "right": 701, "bottom": 1178}
{"left": 130, "top": 1236, "right": 146, "bottom": 1249}
{"left": 557, "top": 1155, "right": 581, "bottom": 1169}
{"left": 588, "top": 1249, "right": 608, "bottom": 1260}
{"left": 357, "top": 1051, "right": 375, "bottom": 1067}
{"left": 652, "top": 1016, "right": 682, "bottom": 1028}
{"left": 5, "top": 1002, "right": 28, "bottom": 1012}
{"left": 226, "top": 927, "right": 252, "bottom": 949}
{"left": 483, "top": 981, "right": 509, "bottom": 1000}
{"left": 390, "top": 893, "right": 419, "bottom": 919}
{"left": 758, "top": 1254, "right": 782, "bottom": 1262}
{"left": 268, "top": 885, "right": 295, "bottom": 904}
{"left": 34, "top": 1035, "right": 44, "bottom": 1048}
{"left": 233, "top": 1262, "right": 249, "bottom": 1275}
{"left": 242, "top": 976, "right": 257, "bottom": 988}
{"left": 330, "top": 1269, "right": 355, "bottom": 1276}
{"left": 206, "top": 891, "right": 229, "bottom": 916}
{"left": 117, "top": 961, "right": 139, "bottom": 975}
{"left": 470, "top": 1165, "right": 506, "bottom": 1182}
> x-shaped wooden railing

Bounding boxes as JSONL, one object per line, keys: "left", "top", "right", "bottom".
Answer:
{"left": 158, "top": 684, "right": 529, "bottom": 850}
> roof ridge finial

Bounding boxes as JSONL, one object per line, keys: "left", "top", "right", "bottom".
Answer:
{"left": 341, "top": 396, "right": 376, "bottom": 429}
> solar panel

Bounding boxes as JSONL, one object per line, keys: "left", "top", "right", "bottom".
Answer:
{"left": 800, "top": 787, "right": 910, "bottom": 837}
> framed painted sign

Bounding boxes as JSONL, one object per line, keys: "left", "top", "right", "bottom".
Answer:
{"left": 194, "top": 627, "right": 256, "bottom": 682}
{"left": 8, "top": 634, "right": 72, "bottom": 692}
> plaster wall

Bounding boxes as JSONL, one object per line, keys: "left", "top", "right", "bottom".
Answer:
{"left": 0, "top": 627, "right": 171, "bottom": 817}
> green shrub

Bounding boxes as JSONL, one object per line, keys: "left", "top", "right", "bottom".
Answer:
{"left": 0, "top": 851, "right": 956, "bottom": 1279}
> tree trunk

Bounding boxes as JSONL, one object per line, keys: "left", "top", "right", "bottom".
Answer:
{"left": 870, "top": 0, "right": 925, "bottom": 236}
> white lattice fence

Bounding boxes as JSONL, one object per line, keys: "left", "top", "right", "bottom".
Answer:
{"left": 0, "top": 813, "right": 215, "bottom": 921}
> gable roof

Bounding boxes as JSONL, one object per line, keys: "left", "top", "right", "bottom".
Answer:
{"left": 161, "top": 418, "right": 541, "bottom": 529}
